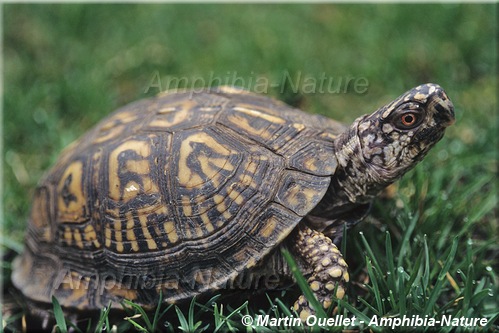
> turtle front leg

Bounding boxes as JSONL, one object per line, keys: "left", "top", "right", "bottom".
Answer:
{"left": 290, "top": 224, "right": 349, "bottom": 321}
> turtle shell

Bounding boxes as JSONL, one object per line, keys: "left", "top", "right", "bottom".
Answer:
{"left": 12, "top": 87, "right": 346, "bottom": 309}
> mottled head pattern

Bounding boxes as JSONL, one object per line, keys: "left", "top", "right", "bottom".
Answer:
{"left": 334, "top": 83, "right": 455, "bottom": 203}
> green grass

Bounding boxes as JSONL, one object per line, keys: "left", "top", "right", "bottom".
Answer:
{"left": 2, "top": 4, "right": 497, "bottom": 332}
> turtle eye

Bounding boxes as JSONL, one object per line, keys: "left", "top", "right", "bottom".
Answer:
{"left": 393, "top": 111, "right": 423, "bottom": 130}
{"left": 401, "top": 113, "right": 416, "bottom": 126}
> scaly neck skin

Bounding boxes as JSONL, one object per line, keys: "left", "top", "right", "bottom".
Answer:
{"left": 331, "top": 116, "right": 390, "bottom": 205}
{"left": 306, "top": 117, "right": 382, "bottom": 236}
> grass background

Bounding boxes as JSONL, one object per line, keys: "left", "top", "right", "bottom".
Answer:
{"left": 2, "top": 4, "right": 497, "bottom": 332}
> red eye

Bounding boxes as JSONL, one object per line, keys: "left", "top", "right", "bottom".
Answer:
{"left": 401, "top": 113, "right": 417, "bottom": 127}
{"left": 391, "top": 105, "right": 424, "bottom": 130}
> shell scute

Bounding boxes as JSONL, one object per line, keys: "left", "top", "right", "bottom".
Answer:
{"left": 285, "top": 139, "right": 338, "bottom": 176}
{"left": 275, "top": 171, "right": 331, "bottom": 217}
{"left": 218, "top": 104, "right": 306, "bottom": 151}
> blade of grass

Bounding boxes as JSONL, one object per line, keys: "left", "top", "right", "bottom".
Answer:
{"left": 175, "top": 305, "right": 190, "bottom": 332}
{"left": 365, "top": 257, "right": 384, "bottom": 314}
{"left": 122, "top": 299, "right": 153, "bottom": 332}
{"left": 281, "top": 247, "right": 327, "bottom": 320}
{"left": 397, "top": 212, "right": 418, "bottom": 268}
{"left": 51, "top": 296, "right": 68, "bottom": 333}
{"left": 359, "top": 232, "right": 384, "bottom": 281}
{"left": 0, "top": 236, "right": 24, "bottom": 254}
{"left": 388, "top": 289, "right": 397, "bottom": 311}
{"left": 274, "top": 298, "right": 294, "bottom": 318}
{"left": 94, "top": 302, "right": 112, "bottom": 333}
{"left": 357, "top": 296, "right": 380, "bottom": 316}
{"left": 151, "top": 290, "right": 165, "bottom": 330}
{"left": 462, "top": 263, "right": 474, "bottom": 315}
{"left": 398, "top": 266, "right": 406, "bottom": 316}
{"left": 213, "top": 301, "right": 248, "bottom": 332}
{"left": 124, "top": 316, "right": 149, "bottom": 333}
{"left": 423, "top": 238, "right": 458, "bottom": 316}
{"left": 404, "top": 247, "right": 424, "bottom": 296}
{"left": 188, "top": 297, "right": 198, "bottom": 331}
{"left": 422, "top": 235, "right": 430, "bottom": 291}
{"left": 385, "top": 231, "right": 396, "bottom": 295}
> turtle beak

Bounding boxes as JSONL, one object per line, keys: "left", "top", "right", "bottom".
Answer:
{"left": 429, "top": 88, "right": 455, "bottom": 128}
{"left": 441, "top": 101, "right": 455, "bottom": 127}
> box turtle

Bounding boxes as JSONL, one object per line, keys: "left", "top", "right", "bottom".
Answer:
{"left": 12, "top": 84, "right": 454, "bottom": 320}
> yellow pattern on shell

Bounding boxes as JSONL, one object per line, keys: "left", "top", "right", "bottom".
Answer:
{"left": 164, "top": 221, "right": 179, "bottom": 244}
{"left": 57, "top": 161, "right": 87, "bottom": 223}
{"left": 108, "top": 139, "right": 158, "bottom": 202}
{"left": 139, "top": 214, "right": 158, "bottom": 250}
{"left": 126, "top": 217, "right": 140, "bottom": 252}
{"left": 177, "top": 132, "right": 234, "bottom": 188}
{"left": 83, "top": 224, "right": 100, "bottom": 248}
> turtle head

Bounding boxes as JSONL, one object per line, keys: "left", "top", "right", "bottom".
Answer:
{"left": 358, "top": 83, "right": 454, "bottom": 180}
{"left": 334, "top": 83, "right": 454, "bottom": 204}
